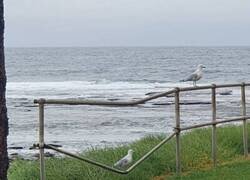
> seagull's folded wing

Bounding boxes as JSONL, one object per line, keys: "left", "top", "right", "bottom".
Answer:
{"left": 114, "top": 157, "right": 128, "bottom": 167}
{"left": 184, "top": 73, "right": 198, "bottom": 81}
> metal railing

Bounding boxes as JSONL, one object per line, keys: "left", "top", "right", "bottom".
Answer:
{"left": 34, "top": 82, "right": 250, "bottom": 180}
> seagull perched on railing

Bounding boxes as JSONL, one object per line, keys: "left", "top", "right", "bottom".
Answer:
{"left": 114, "top": 149, "right": 134, "bottom": 168}
{"left": 180, "top": 64, "right": 206, "bottom": 87}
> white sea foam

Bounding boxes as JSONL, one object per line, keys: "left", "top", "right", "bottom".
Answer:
{"left": 6, "top": 80, "right": 247, "bottom": 103}
{"left": 6, "top": 80, "right": 188, "bottom": 99}
{"left": 7, "top": 80, "right": 176, "bottom": 91}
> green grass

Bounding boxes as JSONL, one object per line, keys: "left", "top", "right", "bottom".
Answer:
{"left": 168, "top": 159, "right": 250, "bottom": 180}
{"left": 8, "top": 124, "right": 250, "bottom": 180}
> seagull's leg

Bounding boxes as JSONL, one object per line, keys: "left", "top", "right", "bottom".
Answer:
{"left": 194, "top": 81, "right": 197, "bottom": 87}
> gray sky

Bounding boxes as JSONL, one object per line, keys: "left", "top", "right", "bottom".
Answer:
{"left": 5, "top": 0, "right": 250, "bottom": 47}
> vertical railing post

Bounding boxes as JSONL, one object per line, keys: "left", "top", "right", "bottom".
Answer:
{"left": 39, "top": 99, "right": 46, "bottom": 180}
{"left": 211, "top": 84, "right": 217, "bottom": 167}
{"left": 241, "top": 82, "right": 248, "bottom": 157}
{"left": 175, "top": 88, "right": 181, "bottom": 174}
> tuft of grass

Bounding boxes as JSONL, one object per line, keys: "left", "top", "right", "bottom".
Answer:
{"left": 8, "top": 124, "right": 250, "bottom": 180}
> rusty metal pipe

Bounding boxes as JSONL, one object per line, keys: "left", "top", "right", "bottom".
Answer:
{"left": 45, "top": 132, "right": 176, "bottom": 175}
{"left": 39, "top": 100, "right": 46, "bottom": 180}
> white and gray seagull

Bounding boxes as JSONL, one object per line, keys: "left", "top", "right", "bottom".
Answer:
{"left": 180, "top": 64, "right": 206, "bottom": 86}
{"left": 114, "top": 149, "right": 134, "bottom": 169}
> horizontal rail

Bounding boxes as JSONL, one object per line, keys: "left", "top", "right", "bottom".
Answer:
{"left": 34, "top": 82, "right": 250, "bottom": 106}
{"left": 34, "top": 89, "right": 176, "bottom": 106}
{"left": 178, "top": 83, "right": 250, "bottom": 92}
{"left": 45, "top": 132, "right": 176, "bottom": 175}
{"left": 180, "top": 116, "right": 250, "bottom": 131}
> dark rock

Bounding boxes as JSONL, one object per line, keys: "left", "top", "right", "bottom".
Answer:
{"left": 29, "top": 143, "right": 62, "bottom": 149}
{"left": 47, "top": 144, "right": 62, "bottom": 148}
{"left": 8, "top": 146, "right": 24, "bottom": 150}
{"left": 218, "top": 90, "right": 232, "bottom": 95}
{"left": 29, "top": 146, "right": 36, "bottom": 150}
{"left": 152, "top": 102, "right": 173, "bottom": 105}
{"left": 45, "top": 152, "right": 55, "bottom": 158}
{"left": 100, "top": 140, "right": 108, "bottom": 143}
{"left": 153, "top": 101, "right": 211, "bottom": 106}
{"left": 33, "top": 152, "right": 55, "bottom": 158}
{"left": 180, "top": 101, "right": 211, "bottom": 105}
{"left": 145, "top": 92, "right": 174, "bottom": 97}
{"left": 145, "top": 92, "right": 159, "bottom": 96}
{"left": 9, "top": 153, "right": 22, "bottom": 162}
{"left": 33, "top": 153, "right": 39, "bottom": 158}
{"left": 100, "top": 121, "right": 112, "bottom": 126}
{"left": 108, "top": 98, "right": 119, "bottom": 101}
{"left": 166, "top": 94, "right": 175, "bottom": 97}
{"left": 25, "top": 105, "right": 38, "bottom": 107}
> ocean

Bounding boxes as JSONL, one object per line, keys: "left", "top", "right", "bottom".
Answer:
{"left": 5, "top": 47, "right": 250, "bottom": 158}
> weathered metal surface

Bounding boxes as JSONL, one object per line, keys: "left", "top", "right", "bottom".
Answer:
{"left": 39, "top": 102, "right": 45, "bottom": 180}
{"left": 175, "top": 88, "right": 181, "bottom": 174}
{"left": 180, "top": 116, "right": 250, "bottom": 131}
{"left": 34, "top": 83, "right": 250, "bottom": 106}
{"left": 34, "top": 89, "right": 176, "bottom": 106}
{"left": 211, "top": 84, "right": 217, "bottom": 167}
{"left": 45, "top": 132, "right": 176, "bottom": 175}
{"left": 241, "top": 83, "right": 248, "bottom": 157}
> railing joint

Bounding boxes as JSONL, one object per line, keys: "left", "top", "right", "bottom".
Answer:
{"left": 173, "top": 127, "right": 181, "bottom": 134}
{"left": 39, "top": 143, "right": 45, "bottom": 149}
{"left": 32, "top": 143, "right": 40, "bottom": 149}
{"left": 175, "top": 87, "right": 180, "bottom": 93}
{"left": 34, "top": 98, "right": 46, "bottom": 104}
{"left": 32, "top": 143, "right": 46, "bottom": 149}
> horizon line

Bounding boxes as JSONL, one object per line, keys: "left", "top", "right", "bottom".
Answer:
{"left": 4, "top": 45, "right": 250, "bottom": 48}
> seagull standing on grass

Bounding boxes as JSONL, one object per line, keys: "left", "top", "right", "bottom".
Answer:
{"left": 180, "top": 64, "right": 206, "bottom": 87}
{"left": 114, "top": 149, "right": 134, "bottom": 168}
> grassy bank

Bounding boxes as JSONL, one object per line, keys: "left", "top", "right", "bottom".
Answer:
{"left": 167, "top": 158, "right": 250, "bottom": 180}
{"left": 8, "top": 124, "right": 250, "bottom": 180}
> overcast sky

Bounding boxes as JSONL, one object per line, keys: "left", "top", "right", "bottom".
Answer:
{"left": 5, "top": 0, "right": 250, "bottom": 47}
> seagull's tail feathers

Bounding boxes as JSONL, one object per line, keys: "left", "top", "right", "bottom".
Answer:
{"left": 180, "top": 79, "right": 186, "bottom": 82}
{"left": 114, "top": 160, "right": 122, "bottom": 168}
{"left": 114, "top": 162, "right": 119, "bottom": 167}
